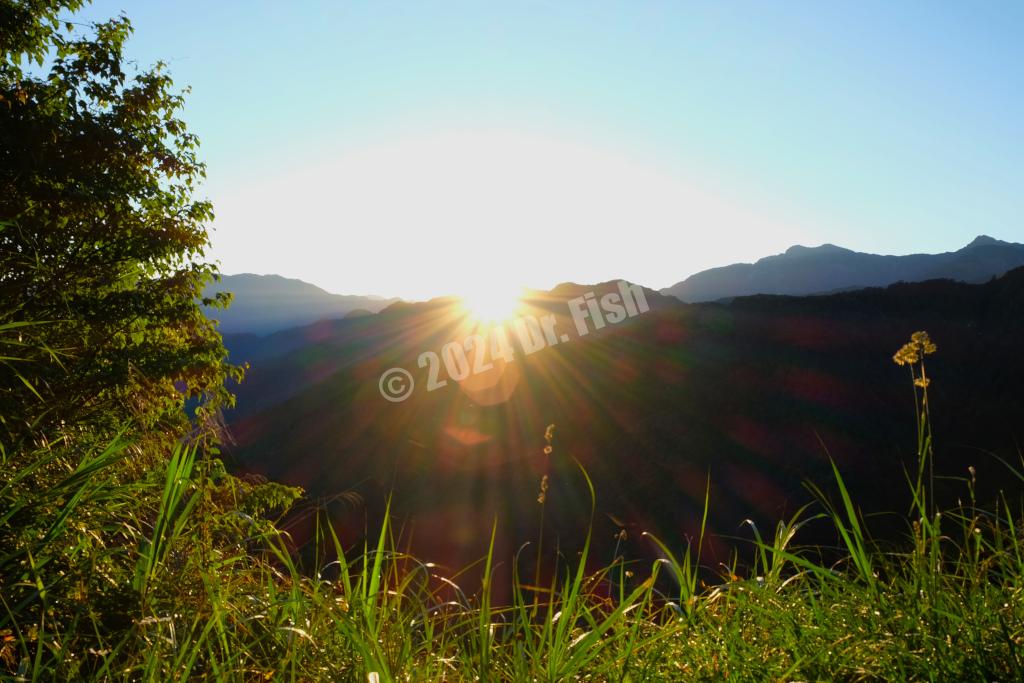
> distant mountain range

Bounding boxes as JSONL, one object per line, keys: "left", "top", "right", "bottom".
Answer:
{"left": 222, "top": 268, "right": 1024, "bottom": 577}
{"left": 204, "top": 274, "right": 399, "bottom": 335}
{"left": 207, "top": 238, "right": 1024, "bottom": 337}
{"left": 662, "top": 235, "right": 1024, "bottom": 302}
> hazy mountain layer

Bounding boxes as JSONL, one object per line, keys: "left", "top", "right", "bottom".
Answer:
{"left": 204, "top": 273, "right": 399, "bottom": 335}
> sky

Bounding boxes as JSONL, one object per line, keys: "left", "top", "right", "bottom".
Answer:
{"left": 71, "top": 1, "right": 1024, "bottom": 300}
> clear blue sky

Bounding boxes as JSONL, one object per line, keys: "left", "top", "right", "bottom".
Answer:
{"left": 72, "top": 1, "right": 1023, "bottom": 299}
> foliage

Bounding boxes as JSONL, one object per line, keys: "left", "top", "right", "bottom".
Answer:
{"left": 0, "top": 2, "right": 239, "bottom": 449}
{"left": 0, "top": 1, "right": 86, "bottom": 74}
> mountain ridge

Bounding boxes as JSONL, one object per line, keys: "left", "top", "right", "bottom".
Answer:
{"left": 223, "top": 267, "right": 1024, "bottom": 574}
{"left": 204, "top": 273, "right": 401, "bottom": 335}
{"left": 662, "top": 235, "right": 1024, "bottom": 302}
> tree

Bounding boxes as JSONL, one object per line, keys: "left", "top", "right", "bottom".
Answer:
{"left": 0, "top": 1, "right": 239, "bottom": 448}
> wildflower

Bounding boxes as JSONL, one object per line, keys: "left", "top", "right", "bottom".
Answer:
{"left": 892, "top": 330, "right": 937, "bottom": 366}
{"left": 912, "top": 331, "right": 937, "bottom": 354}
{"left": 537, "top": 474, "right": 549, "bottom": 504}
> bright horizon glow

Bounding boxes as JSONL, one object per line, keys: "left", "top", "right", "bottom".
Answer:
{"left": 69, "top": 1, "right": 1024, "bottom": 301}
{"left": 457, "top": 282, "right": 527, "bottom": 325}
{"left": 209, "top": 127, "right": 822, "bottom": 300}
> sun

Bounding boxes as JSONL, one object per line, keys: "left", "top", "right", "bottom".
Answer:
{"left": 458, "top": 283, "right": 526, "bottom": 325}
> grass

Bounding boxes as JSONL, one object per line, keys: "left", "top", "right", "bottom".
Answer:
{"left": 2, "top": 332, "right": 1023, "bottom": 681}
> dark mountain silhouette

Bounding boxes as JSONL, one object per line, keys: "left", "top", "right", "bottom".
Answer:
{"left": 662, "top": 235, "right": 1024, "bottom": 302}
{"left": 221, "top": 270, "right": 1024, "bottom": 585}
{"left": 204, "top": 273, "right": 399, "bottom": 335}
